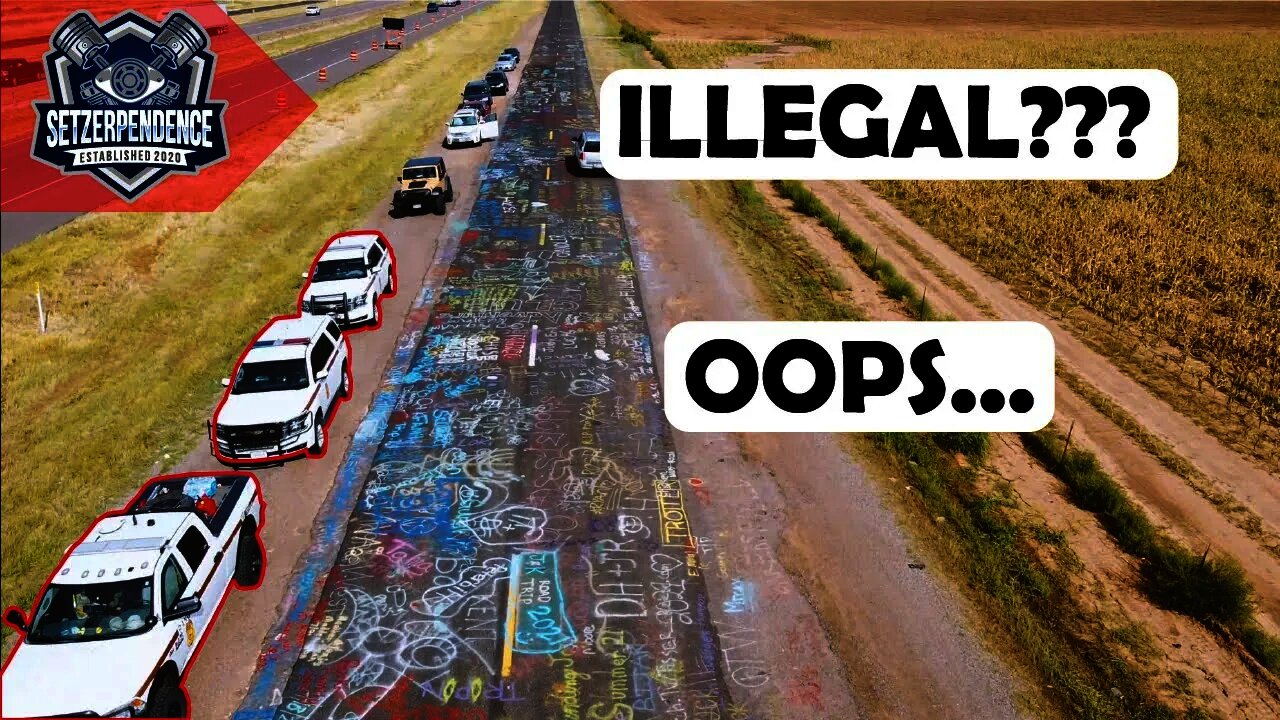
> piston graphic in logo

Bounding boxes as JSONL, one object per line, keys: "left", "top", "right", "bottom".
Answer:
{"left": 31, "top": 10, "right": 229, "bottom": 201}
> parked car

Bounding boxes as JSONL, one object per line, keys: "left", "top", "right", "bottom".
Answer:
{"left": 392, "top": 156, "right": 454, "bottom": 215}
{"left": 211, "top": 314, "right": 351, "bottom": 462}
{"left": 300, "top": 232, "right": 396, "bottom": 327}
{"left": 0, "top": 58, "right": 44, "bottom": 87}
{"left": 445, "top": 108, "right": 499, "bottom": 147}
{"left": 572, "top": 130, "right": 603, "bottom": 171}
{"left": 305, "top": 4, "right": 320, "bottom": 16}
{"left": 494, "top": 53, "right": 516, "bottom": 72}
{"left": 1, "top": 472, "right": 264, "bottom": 719}
{"left": 427, "top": 2, "right": 439, "bottom": 12}
{"left": 502, "top": 47, "right": 521, "bottom": 64}
{"left": 460, "top": 79, "right": 493, "bottom": 114}
{"left": 485, "top": 69, "right": 509, "bottom": 95}
{"left": 443, "top": 0, "right": 462, "bottom": 6}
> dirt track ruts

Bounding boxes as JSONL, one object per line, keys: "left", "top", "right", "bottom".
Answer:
{"left": 808, "top": 179, "right": 1280, "bottom": 630}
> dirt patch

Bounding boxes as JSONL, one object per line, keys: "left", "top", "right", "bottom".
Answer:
{"left": 723, "top": 44, "right": 808, "bottom": 68}
{"left": 606, "top": 1, "right": 1280, "bottom": 37}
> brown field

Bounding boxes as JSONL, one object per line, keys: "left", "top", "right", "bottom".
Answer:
{"left": 607, "top": 1, "right": 1280, "bottom": 39}
{"left": 607, "top": 1, "right": 1280, "bottom": 467}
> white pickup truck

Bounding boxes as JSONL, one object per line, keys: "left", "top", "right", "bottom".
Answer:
{"left": 1, "top": 472, "right": 265, "bottom": 718}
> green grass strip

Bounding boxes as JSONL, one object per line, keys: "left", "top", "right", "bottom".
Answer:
{"left": 1024, "top": 428, "right": 1280, "bottom": 675}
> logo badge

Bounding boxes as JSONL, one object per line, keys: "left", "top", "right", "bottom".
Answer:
{"left": 184, "top": 618, "right": 196, "bottom": 647}
{"left": 31, "top": 10, "right": 229, "bottom": 201}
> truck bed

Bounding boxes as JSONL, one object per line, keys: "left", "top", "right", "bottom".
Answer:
{"left": 125, "top": 473, "right": 251, "bottom": 537}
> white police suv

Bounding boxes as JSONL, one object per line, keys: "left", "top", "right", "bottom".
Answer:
{"left": 212, "top": 314, "right": 350, "bottom": 462}
{"left": 1, "top": 472, "right": 264, "bottom": 718}
{"left": 300, "top": 232, "right": 395, "bottom": 326}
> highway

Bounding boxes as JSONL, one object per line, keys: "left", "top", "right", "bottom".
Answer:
{"left": 231, "top": 2, "right": 736, "bottom": 718}
{"left": 237, "top": 1, "right": 383, "bottom": 36}
{"left": 0, "top": 1, "right": 484, "bottom": 253}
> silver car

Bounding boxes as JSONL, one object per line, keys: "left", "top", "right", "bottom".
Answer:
{"left": 572, "top": 130, "right": 603, "bottom": 170}
{"left": 494, "top": 53, "right": 517, "bottom": 72}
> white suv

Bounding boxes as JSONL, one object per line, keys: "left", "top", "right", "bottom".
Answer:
{"left": 300, "top": 232, "right": 395, "bottom": 327}
{"left": 572, "top": 130, "right": 603, "bottom": 170}
{"left": 1, "top": 472, "right": 264, "bottom": 719}
{"left": 445, "top": 108, "right": 498, "bottom": 147}
{"left": 212, "top": 315, "right": 350, "bottom": 462}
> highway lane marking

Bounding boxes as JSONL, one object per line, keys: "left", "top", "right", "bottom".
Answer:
{"left": 501, "top": 552, "right": 523, "bottom": 675}
{"left": 545, "top": 166, "right": 550, "bottom": 180}
{"left": 539, "top": 222, "right": 545, "bottom": 245}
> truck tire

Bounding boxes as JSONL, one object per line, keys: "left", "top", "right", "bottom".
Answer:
{"left": 309, "top": 413, "right": 325, "bottom": 455}
{"left": 383, "top": 272, "right": 394, "bottom": 295}
{"left": 235, "top": 521, "right": 263, "bottom": 587}
{"left": 445, "top": 179, "right": 454, "bottom": 203}
{"left": 369, "top": 294, "right": 380, "bottom": 326}
{"left": 145, "top": 670, "right": 186, "bottom": 717}
{"left": 339, "top": 361, "right": 352, "bottom": 399}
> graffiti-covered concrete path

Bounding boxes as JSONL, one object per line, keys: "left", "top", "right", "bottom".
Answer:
{"left": 256, "top": 3, "right": 733, "bottom": 719}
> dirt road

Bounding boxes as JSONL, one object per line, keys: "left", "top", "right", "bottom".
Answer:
{"left": 611, "top": 178, "right": 1028, "bottom": 719}
{"left": 803, "top": 180, "right": 1280, "bottom": 631}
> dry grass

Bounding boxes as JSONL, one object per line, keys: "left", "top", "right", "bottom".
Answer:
{"left": 0, "top": 0, "right": 546, "bottom": 639}
{"left": 606, "top": 1, "right": 1280, "bottom": 38}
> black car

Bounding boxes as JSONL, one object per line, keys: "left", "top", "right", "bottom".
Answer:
{"left": 0, "top": 58, "right": 44, "bottom": 88}
{"left": 485, "top": 70, "right": 509, "bottom": 96}
{"left": 503, "top": 47, "right": 521, "bottom": 64}
{"left": 460, "top": 79, "right": 493, "bottom": 114}
{"left": 427, "top": 2, "right": 439, "bottom": 12}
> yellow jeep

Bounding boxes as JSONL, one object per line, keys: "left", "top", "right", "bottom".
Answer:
{"left": 391, "top": 156, "right": 453, "bottom": 216}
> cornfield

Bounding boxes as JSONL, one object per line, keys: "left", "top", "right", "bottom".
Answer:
{"left": 760, "top": 31, "right": 1280, "bottom": 445}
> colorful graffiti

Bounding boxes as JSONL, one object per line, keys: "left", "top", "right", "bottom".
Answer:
{"left": 244, "top": 3, "right": 735, "bottom": 719}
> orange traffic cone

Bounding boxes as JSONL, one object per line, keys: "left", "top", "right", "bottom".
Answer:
{"left": 275, "top": 91, "right": 286, "bottom": 109}
{"left": 318, "top": 66, "right": 328, "bottom": 82}
{"left": 371, "top": 38, "right": 378, "bottom": 51}
{"left": 399, "top": 29, "right": 405, "bottom": 38}
{"left": 349, "top": 49, "right": 358, "bottom": 62}
{"left": 414, "top": 20, "right": 421, "bottom": 31}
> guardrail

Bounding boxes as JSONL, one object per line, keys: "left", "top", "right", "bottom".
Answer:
{"left": 227, "top": 0, "right": 318, "bottom": 16}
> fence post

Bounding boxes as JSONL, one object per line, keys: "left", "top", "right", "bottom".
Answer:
{"left": 918, "top": 288, "right": 927, "bottom": 319}
{"left": 35, "top": 283, "right": 46, "bottom": 333}
{"left": 1059, "top": 420, "right": 1075, "bottom": 465}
